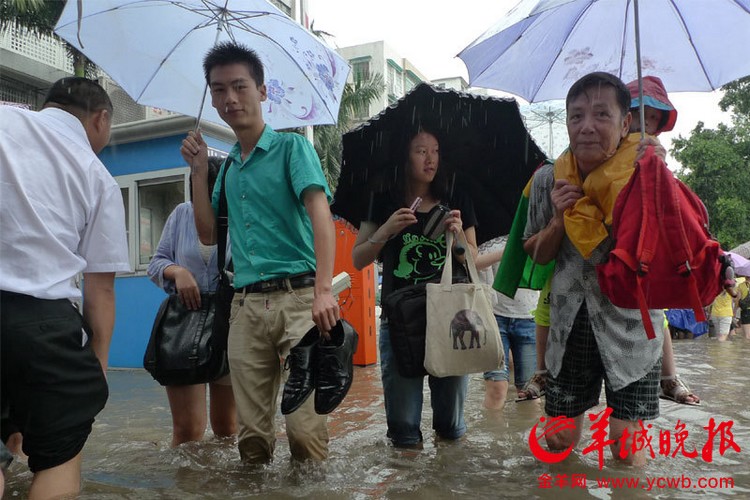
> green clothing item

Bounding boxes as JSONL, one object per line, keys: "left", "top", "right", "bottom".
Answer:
{"left": 493, "top": 173, "right": 554, "bottom": 298}
{"left": 212, "top": 125, "right": 331, "bottom": 288}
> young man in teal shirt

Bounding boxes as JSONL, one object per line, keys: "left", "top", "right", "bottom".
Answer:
{"left": 181, "top": 42, "right": 339, "bottom": 463}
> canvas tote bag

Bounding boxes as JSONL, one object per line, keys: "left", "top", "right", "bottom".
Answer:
{"left": 424, "top": 231, "right": 504, "bottom": 377}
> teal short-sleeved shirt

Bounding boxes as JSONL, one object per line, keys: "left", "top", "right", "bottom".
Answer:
{"left": 212, "top": 125, "right": 331, "bottom": 288}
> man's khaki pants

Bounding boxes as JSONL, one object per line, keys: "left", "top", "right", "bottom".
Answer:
{"left": 227, "top": 286, "right": 329, "bottom": 463}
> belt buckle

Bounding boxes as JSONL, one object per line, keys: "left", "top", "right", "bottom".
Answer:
{"left": 259, "top": 280, "right": 275, "bottom": 292}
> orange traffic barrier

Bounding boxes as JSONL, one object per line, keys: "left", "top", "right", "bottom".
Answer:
{"left": 334, "top": 218, "right": 377, "bottom": 366}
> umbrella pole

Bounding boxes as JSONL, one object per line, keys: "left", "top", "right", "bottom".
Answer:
{"left": 633, "top": 0, "right": 645, "bottom": 140}
{"left": 194, "top": 10, "right": 227, "bottom": 131}
{"left": 194, "top": 84, "right": 212, "bottom": 132}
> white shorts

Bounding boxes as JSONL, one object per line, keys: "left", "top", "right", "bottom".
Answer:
{"left": 711, "top": 316, "right": 732, "bottom": 336}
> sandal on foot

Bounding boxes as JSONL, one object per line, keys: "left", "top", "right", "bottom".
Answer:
{"left": 659, "top": 376, "right": 701, "bottom": 406}
{"left": 515, "top": 370, "right": 547, "bottom": 402}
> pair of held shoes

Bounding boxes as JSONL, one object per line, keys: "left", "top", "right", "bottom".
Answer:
{"left": 281, "top": 320, "right": 359, "bottom": 415}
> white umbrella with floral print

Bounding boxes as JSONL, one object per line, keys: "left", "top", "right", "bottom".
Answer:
{"left": 54, "top": 0, "right": 349, "bottom": 130}
{"left": 458, "top": 0, "right": 750, "bottom": 101}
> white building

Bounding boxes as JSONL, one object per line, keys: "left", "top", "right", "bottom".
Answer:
{"left": 431, "top": 76, "right": 470, "bottom": 92}
{"left": 337, "top": 41, "right": 429, "bottom": 121}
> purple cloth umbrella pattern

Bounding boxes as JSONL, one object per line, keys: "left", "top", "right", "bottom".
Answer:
{"left": 726, "top": 251, "right": 750, "bottom": 277}
{"left": 459, "top": 0, "right": 750, "bottom": 145}
{"left": 459, "top": 0, "right": 750, "bottom": 103}
{"left": 54, "top": 0, "right": 350, "bottom": 130}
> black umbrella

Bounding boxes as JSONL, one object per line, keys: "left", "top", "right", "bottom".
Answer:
{"left": 332, "top": 83, "right": 547, "bottom": 245}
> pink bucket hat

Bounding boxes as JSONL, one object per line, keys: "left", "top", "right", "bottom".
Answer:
{"left": 626, "top": 76, "right": 678, "bottom": 134}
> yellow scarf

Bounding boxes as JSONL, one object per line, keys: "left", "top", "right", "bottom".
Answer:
{"left": 554, "top": 134, "right": 640, "bottom": 259}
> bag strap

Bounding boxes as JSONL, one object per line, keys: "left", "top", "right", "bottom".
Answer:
{"left": 633, "top": 148, "right": 659, "bottom": 339}
{"left": 636, "top": 148, "right": 659, "bottom": 278}
{"left": 442, "top": 231, "right": 481, "bottom": 288}
{"left": 217, "top": 159, "right": 230, "bottom": 280}
{"left": 653, "top": 150, "right": 707, "bottom": 322}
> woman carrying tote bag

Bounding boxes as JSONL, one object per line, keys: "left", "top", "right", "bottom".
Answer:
{"left": 146, "top": 157, "right": 236, "bottom": 446}
{"left": 351, "top": 125, "right": 478, "bottom": 449}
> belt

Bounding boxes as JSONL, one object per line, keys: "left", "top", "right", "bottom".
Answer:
{"left": 236, "top": 272, "right": 316, "bottom": 294}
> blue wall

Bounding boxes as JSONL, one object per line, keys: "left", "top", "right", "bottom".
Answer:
{"left": 101, "top": 134, "right": 231, "bottom": 175}
{"left": 109, "top": 276, "right": 168, "bottom": 369}
{"left": 101, "top": 132, "right": 234, "bottom": 368}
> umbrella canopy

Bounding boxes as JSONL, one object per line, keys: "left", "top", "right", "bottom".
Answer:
{"left": 726, "top": 251, "right": 750, "bottom": 277}
{"left": 332, "top": 83, "right": 547, "bottom": 245}
{"left": 730, "top": 241, "right": 750, "bottom": 260}
{"left": 458, "top": 0, "right": 750, "bottom": 102}
{"left": 54, "top": 0, "right": 349, "bottom": 130}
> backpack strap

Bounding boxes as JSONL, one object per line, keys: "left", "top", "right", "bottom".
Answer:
{"left": 634, "top": 149, "right": 660, "bottom": 339}
{"left": 636, "top": 156, "right": 659, "bottom": 277}
{"left": 653, "top": 151, "right": 707, "bottom": 323}
{"left": 607, "top": 152, "right": 658, "bottom": 339}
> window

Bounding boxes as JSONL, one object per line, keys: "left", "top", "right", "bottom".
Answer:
{"left": 114, "top": 152, "right": 226, "bottom": 273}
{"left": 267, "top": 0, "right": 292, "bottom": 16}
{"left": 386, "top": 60, "right": 403, "bottom": 98}
{"left": 115, "top": 168, "right": 188, "bottom": 272}
{"left": 405, "top": 73, "right": 421, "bottom": 92}
{"left": 137, "top": 176, "right": 184, "bottom": 266}
{"left": 352, "top": 60, "right": 370, "bottom": 82}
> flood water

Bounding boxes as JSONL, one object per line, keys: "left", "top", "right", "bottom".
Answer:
{"left": 5, "top": 336, "right": 750, "bottom": 499}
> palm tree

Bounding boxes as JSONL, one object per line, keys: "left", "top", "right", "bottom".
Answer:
{"left": 0, "top": 0, "right": 94, "bottom": 77}
{"left": 314, "top": 72, "right": 385, "bottom": 190}
{"left": 307, "top": 22, "right": 385, "bottom": 189}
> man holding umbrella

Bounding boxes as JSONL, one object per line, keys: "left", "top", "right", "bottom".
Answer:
{"left": 181, "top": 42, "right": 339, "bottom": 464}
{"left": 523, "top": 72, "right": 666, "bottom": 466}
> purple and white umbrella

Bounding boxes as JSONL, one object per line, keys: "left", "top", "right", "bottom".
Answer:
{"left": 55, "top": 0, "right": 350, "bottom": 130}
{"left": 726, "top": 251, "right": 750, "bottom": 277}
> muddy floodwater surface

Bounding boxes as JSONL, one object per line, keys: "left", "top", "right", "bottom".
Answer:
{"left": 5, "top": 337, "right": 750, "bottom": 499}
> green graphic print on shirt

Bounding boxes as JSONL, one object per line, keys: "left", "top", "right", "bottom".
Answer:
{"left": 393, "top": 232, "right": 447, "bottom": 284}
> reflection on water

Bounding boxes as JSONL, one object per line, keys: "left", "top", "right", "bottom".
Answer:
{"left": 6, "top": 337, "right": 750, "bottom": 498}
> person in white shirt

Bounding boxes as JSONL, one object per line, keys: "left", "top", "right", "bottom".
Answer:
{"left": 0, "top": 77, "right": 130, "bottom": 499}
{"left": 476, "top": 237, "right": 539, "bottom": 409}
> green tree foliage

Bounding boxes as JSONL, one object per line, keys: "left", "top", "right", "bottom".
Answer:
{"left": 720, "top": 77, "right": 750, "bottom": 125}
{"left": 313, "top": 73, "right": 385, "bottom": 190}
{"left": 0, "top": 0, "right": 94, "bottom": 77}
{"left": 672, "top": 76, "right": 750, "bottom": 250}
{"left": 0, "top": 0, "right": 57, "bottom": 32}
